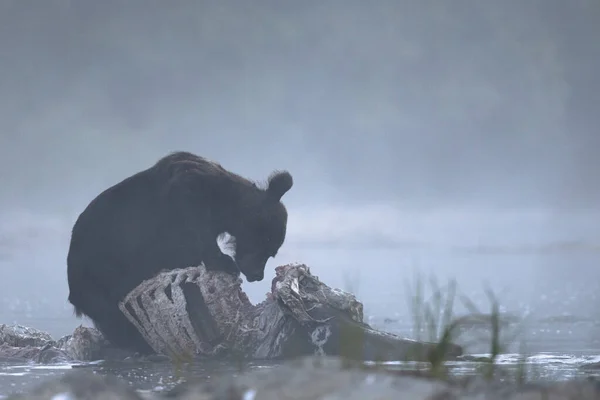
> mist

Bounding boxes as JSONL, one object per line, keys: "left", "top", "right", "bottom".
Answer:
{"left": 1, "top": 1, "right": 599, "bottom": 337}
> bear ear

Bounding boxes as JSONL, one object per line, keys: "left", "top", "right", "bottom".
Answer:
{"left": 266, "top": 171, "right": 293, "bottom": 201}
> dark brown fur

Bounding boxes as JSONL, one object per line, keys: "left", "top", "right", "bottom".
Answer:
{"left": 66, "top": 151, "right": 293, "bottom": 352}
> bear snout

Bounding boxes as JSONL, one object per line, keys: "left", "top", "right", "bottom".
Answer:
{"left": 245, "top": 271, "right": 264, "bottom": 282}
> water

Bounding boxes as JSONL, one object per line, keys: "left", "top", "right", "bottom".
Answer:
{"left": 1, "top": 318, "right": 600, "bottom": 397}
{"left": 1, "top": 216, "right": 599, "bottom": 397}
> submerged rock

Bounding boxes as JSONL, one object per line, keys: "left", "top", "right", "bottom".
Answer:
{"left": 0, "top": 342, "right": 73, "bottom": 364}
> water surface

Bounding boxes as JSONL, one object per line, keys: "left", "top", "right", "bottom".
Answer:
{"left": 1, "top": 319, "right": 600, "bottom": 397}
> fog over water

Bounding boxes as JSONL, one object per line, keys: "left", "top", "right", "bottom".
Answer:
{"left": 0, "top": 1, "right": 599, "bottom": 338}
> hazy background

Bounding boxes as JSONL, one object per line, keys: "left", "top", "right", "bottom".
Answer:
{"left": 0, "top": 1, "right": 599, "bottom": 338}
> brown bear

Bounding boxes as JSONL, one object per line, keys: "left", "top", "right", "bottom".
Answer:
{"left": 66, "top": 151, "right": 293, "bottom": 353}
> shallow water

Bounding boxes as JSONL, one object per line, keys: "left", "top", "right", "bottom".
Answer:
{"left": 2, "top": 238, "right": 599, "bottom": 397}
{"left": 1, "top": 320, "right": 600, "bottom": 398}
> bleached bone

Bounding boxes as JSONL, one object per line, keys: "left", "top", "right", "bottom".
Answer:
{"left": 118, "top": 265, "right": 234, "bottom": 359}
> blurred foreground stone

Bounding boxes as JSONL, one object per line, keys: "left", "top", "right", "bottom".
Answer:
{"left": 7, "top": 355, "right": 600, "bottom": 400}
{"left": 6, "top": 370, "right": 144, "bottom": 400}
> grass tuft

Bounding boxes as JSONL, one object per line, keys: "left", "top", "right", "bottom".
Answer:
{"left": 404, "top": 272, "right": 529, "bottom": 383}
{"left": 405, "top": 272, "right": 462, "bottom": 378}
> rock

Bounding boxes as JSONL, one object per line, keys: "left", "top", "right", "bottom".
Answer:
{"left": 5, "top": 370, "right": 145, "bottom": 400}
{"left": 0, "top": 343, "right": 51, "bottom": 363}
{"left": 0, "top": 342, "right": 71, "bottom": 364}
{"left": 0, "top": 325, "right": 136, "bottom": 364}
{"left": 0, "top": 324, "right": 54, "bottom": 347}
{"left": 57, "top": 325, "right": 137, "bottom": 362}
{"left": 0, "top": 328, "right": 72, "bottom": 364}
{"left": 35, "top": 343, "right": 72, "bottom": 364}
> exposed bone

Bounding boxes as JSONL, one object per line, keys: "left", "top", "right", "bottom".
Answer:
{"left": 118, "top": 263, "right": 463, "bottom": 362}
{"left": 118, "top": 266, "right": 230, "bottom": 358}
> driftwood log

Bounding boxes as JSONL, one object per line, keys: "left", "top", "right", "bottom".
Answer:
{"left": 117, "top": 263, "right": 463, "bottom": 362}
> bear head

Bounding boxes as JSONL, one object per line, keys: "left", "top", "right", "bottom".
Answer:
{"left": 233, "top": 170, "right": 293, "bottom": 282}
